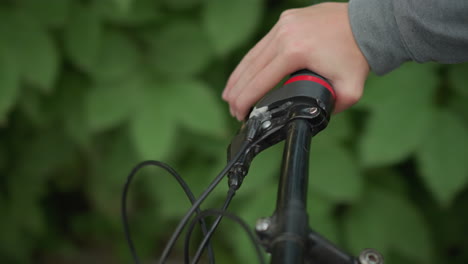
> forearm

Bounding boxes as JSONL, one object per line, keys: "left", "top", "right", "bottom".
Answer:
{"left": 349, "top": 0, "right": 468, "bottom": 75}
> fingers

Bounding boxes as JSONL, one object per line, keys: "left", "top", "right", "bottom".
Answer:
{"left": 222, "top": 27, "right": 276, "bottom": 99}
{"left": 232, "top": 54, "right": 299, "bottom": 120}
{"left": 225, "top": 41, "right": 278, "bottom": 116}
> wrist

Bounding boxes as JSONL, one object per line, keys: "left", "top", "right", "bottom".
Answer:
{"left": 348, "top": 0, "right": 409, "bottom": 75}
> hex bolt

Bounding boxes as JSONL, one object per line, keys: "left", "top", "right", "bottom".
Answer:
{"left": 255, "top": 217, "right": 271, "bottom": 232}
{"left": 308, "top": 107, "right": 318, "bottom": 115}
{"left": 261, "top": 120, "right": 272, "bottom": 130}
{"left": 358, "top": 249, "right": 384, "bottom": 264}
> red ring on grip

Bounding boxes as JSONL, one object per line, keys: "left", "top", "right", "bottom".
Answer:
{"left": 284, "top": 75, "right": 336, "bottom": 99}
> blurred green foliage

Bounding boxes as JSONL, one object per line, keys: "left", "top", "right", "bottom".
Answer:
{"left": 0, "top": 0, "right": 468, "bottom": 263}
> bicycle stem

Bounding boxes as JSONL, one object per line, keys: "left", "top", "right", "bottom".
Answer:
{"left": 270, "top": 118, "right": 312, "bottom": 264}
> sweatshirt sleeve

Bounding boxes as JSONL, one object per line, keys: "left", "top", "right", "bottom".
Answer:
{"left": 348, "top": 0, "right": 468, "bottom": 75}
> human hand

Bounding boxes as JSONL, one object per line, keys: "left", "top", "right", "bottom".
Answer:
{"left": 222, "top": 2, "right": 369, "bottom": 121}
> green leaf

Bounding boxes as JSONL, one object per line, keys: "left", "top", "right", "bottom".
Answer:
{"left": 309, "top": 139, "right": 363, "bottom": 203}
{"left": 19, "top": 0, "right": 71, "bottom": 28}
{"left": 360, "top": 104, "right": 433, "bottom": 167}
{"left": 146, "top": 20, "right": 213, "bottom": 76}
{"left": 0, "top": 199, "right": 32, "bottom": 263}
{"left": 111, "top": 0, "right": 133, "bottom": 13}
{"left": 230, "top": 182, "right": 276, "bottom": 264}
{"left": 163, "top": 0, "right": 200, "bottom": 10}
{"left": 236, "top": 182, "right": 277, "bottom": 224}
{"left": 344, "top": 187, "right": 433, "bottom": 263}
{"left": 64, "top": 2, "right": 102, "bottom": 72}
{"left": 323, "top": 111, "right": 354, "bottom": 142}
{"left": 240, "top": 143, "right": 282, "bottom": 195}
{"left": 132, "top": 107, "right": 176, "bottom": 159}
{"left": 95, "top": 0, "right": 162, "bottom": 26}
{"left": 130, "top": 81, "right": 177, "bottom": 159}
{"left": 17, "top": 87, "right": 54, "bottom": 128}
{"left": 90, "top": 29, "right": 141, "bottom": 81}
{"left": 86, "top": 75, "right": 143, "bottom": 133}
{"left": 170, "top": 80, "right": 226, "bottom": 136}
{"left": 366, "top": 168, "right": 409, "bottom": 197}
{"left": 88, "top": 130, "right": 141, "bottom": 217}
{"left": 307, "top": 195, "right": 340, "bottom": 243}
{"left": 448, "top": 92, "right": 468, "bottom": 124}
{"left": 0, "top": 9, "right": 59, "bottom": 92}
{"left": 149, "top": 159, "right": 216, "bottom": 218}
{"left": 173, "top": 132, "right": 228, "bottom": 183}
{"left": 71, "top": 213, "right": 121, "bottom": 243}
{"left": 358, "top": 63, "right": 437, "bottom": 167}
{"left": 202, "top": 0, "right": 263, "bottom": 55}
{"left": 54, "top": 72, "right": 92, "bottom": 146}
{"left": 144, "top": 135, "right": 229, "bottom": 218}
{"left": 7, "top": 130, "right": 76, "bottom": 245}
{"left": 0, "top": 143, "right": 7, "bottom": 171}
{"left": 416, "top": 110, "right": 468, "bottom": 207}
{"left": 130, "top": 78, "right": 224, "bottom": 159}
{"left": 0, "top": 46, "right": 20, "bottom": 122}
{"left": 13, "top": 129, "right": 76, "bottom": 180}
{"left": 358, "top": 63, "right": 437, "bottom": 110}
{"left": 448, "top": 63, "right": 468, "bottom": 97}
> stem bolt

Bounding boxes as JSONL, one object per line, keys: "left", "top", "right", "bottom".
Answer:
{"left": 255, "top": 217, "right": 271, "bottom": 232}
{"left": 359, "top": 249, "right": 384, "bottom": 264}
{"left": 309, "top": 107, "right": 318, "bottom": 115}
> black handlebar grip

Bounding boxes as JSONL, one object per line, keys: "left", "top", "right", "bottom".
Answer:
{"left": 284, "top": 70, "right": 336, "bottom": 114}
{"left": 254, "top": 69, "right": 336, "bottom": 115}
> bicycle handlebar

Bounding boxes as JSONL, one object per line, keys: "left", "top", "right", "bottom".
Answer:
{"left": 255, "top": 69, "right": 335, "bottom": 116}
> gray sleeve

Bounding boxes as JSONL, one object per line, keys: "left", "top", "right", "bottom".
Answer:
{"left": 348, "top": 0, "right": 468, "bottom": 75}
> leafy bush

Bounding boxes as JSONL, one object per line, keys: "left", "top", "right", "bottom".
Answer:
{"left": 0, "top": 0, "right": 467, "bottom": 263}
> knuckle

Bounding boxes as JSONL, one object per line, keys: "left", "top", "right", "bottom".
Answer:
{"left": 225, "top": 78, "right": 236, "bottom": 92}
{"left": 340, "top": 85, "right": 363, "bottom": 106}
{"left": 222, "top": 92, "right": 229, "bottom": 101}
{"left": 225, "top": 91, "right": 236, "bottom": 102}
{"left": 279, "top": 9, "right": 296, "bottom": 19}
{"left": 276, "top": 28, "right": 308, "bottom": 63}
{"left": 347, "top": 93, "right": 361, "bottom": 105}
{"left": 276, "top": 22, "right": 293, "bottom": 38}
{"left": 352, "top": 90, "right": 364, "bottom": 104}
{"left": 282, "top": 40, "right": 306, "bottom": 61}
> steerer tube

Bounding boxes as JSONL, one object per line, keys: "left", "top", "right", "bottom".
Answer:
{"left": 271, "top": 119, "right": 312, "bottom": 264}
